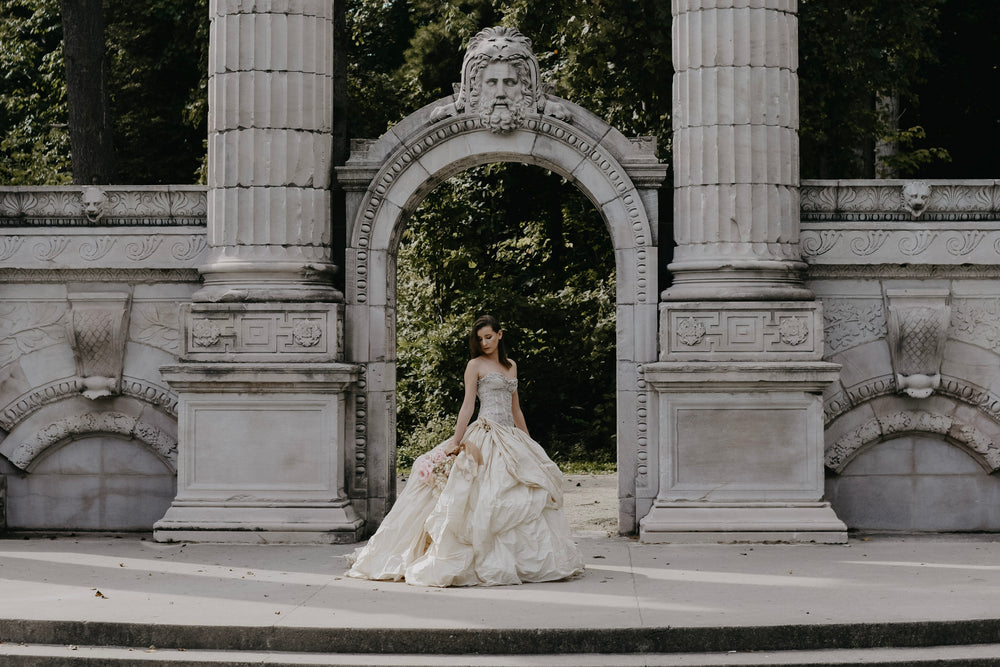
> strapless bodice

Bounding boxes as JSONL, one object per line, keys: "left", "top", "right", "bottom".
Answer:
{"left": 476, "top": 372, "right": 517, "bottom": 426}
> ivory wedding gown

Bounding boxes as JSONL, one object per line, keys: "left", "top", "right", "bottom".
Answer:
{"left": 346, "top": 372, "right": 584, "bottom": 586}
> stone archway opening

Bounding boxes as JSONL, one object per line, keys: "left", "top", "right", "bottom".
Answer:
{"left": 393, "top": 162, "right": 619, "bottom": 485}
{"left": 338, "top": 105, "right": 666, "bottom": 534}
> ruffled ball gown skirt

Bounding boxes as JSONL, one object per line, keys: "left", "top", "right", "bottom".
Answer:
{"left": 346, "top": 373, "right": 584, "bottom": 587}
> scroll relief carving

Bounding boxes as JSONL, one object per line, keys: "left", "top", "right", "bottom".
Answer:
{"left": 885, "top": 289, "right": 950, "bottom": 399}
{"left": 430, "top": 26, "right": 571, "bottom": 133}
{"left": 66, "top": 291, "right": 131, "bottom": 399}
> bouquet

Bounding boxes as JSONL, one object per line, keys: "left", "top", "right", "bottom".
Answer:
{"left": 412, "top": 447, "right": 458, "bottom": 496}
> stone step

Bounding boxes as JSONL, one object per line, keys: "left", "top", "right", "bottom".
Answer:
{"left": 3, "top": 619, "right": 1000, "bottom": 656}
{"left": 1, "top": 643, "right": 1000, "bottom": 666}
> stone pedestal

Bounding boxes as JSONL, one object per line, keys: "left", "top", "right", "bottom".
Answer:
{"left": 647, "top": 1, "right": 847, "bottom": 542}
{"left": 640, "top": 360, "right": 846, "bottom": 543}
{"left": 155, "top": 303, "right": 361, "bottom": 543}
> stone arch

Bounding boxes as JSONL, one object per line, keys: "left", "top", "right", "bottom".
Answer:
{"left": 2, "top": 409, "right": 177, "bottom": 472}
{"left": 339, "top": 96, "right": 667, "bottom": 532}
{"left": 825, "top": 408, "right": 1000, "bottom": 474}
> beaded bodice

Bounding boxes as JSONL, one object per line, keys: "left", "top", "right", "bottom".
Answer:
{"left": 476, "top": 372, "right": 517, "bottom": 426}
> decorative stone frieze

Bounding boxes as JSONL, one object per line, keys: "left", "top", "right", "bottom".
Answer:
{"left": 661, "top": 302, "right": 825, "bottom": 361}
{"left": 951, "top": 297, "right": 1000, "bottom": 353}
{"left": 7, "top": 411, "right": 177, "bottom": 472}
{"left": 884, "top": 289, "right": 951, "bottom": 399}
{"left": 178, "top": 303, "right": 343, "bottom": 362}
{"left": 0, "top": 228, "right": 209, "bottom": 270}
{"left": 66, "top": 291, "right": 131, "bottom": 399}
{"left": 826, "top": 409, "right": 1000, "bottom": 474}
{"left": 0, "top": 186, "right": 206, "bottom": 227}
{"left": 802, "top": 180, "right": 1000, "bottom": 222}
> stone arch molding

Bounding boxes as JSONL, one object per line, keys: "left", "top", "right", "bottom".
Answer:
{"left": 826, "top": 409, "right": 1000, "bottom": 474}
{"left": 338, "top": 94, "right": 667, "bottom": 529}
{"left": 2, "top": 410, "right": 177, "bottom": 473}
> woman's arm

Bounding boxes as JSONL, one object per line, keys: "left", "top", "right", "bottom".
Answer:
{"left": 447, "top": 360, "right": 482, "bottom": 462}
{"left": 511, "top": 388, "right": 530, "bottom": 437}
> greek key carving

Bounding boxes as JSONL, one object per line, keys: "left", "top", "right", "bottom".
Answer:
{"left": 181, "top": 304, "right": 339, "bottom": 360}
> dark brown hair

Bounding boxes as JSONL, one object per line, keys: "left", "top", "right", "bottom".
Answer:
{"left": 469, "top": 314, "right": 512, "bottom": 369}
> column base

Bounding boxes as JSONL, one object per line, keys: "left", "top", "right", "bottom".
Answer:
{"left": 639, "top": 502, "right": 848, "bottom": 544}
{"left": 154, "top": 503, "right": 363, "bottom": 544}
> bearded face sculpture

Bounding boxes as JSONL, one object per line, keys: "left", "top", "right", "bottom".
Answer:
{"left": 430, "top": 26, "right": 570, "bottom": 132}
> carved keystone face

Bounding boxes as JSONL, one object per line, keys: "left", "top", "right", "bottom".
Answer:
{"left": 477, "top": 61, "right": 529, "bottom": 133}
{"left": 481, "top": 62, "right": 522, "bottom": 107}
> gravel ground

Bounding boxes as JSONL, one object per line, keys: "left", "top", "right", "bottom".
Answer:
{"left": 561, "top": 472, "right": 619, "bottom": 537}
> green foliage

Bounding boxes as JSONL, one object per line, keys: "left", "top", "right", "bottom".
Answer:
{"left": 876, "top": 126, "right": 951, "bottom": 177}
{"left": 106, "top": 0, "right": 208, "bottom": 183}
{"left": 396, "top": 163, "right": 617, "bottom": 467}
{"left": 0, "top": 0, "right": 207, "bottom": 185}
{"left": 798, "top": 0, "right": 947, "bottom": 178}
{"left": 0, "top": 0, "right": 71, "bottom": 184}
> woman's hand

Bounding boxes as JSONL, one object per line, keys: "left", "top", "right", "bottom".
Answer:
{"left": 444, "top": 437, "right": 461, "bottom": 455}
{"left": 462, "top": 440, "right": 484, "bottom": 466}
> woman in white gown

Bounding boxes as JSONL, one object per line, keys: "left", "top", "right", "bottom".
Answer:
{"left": 346, "top": 315, "right": 584, "bottom": 587}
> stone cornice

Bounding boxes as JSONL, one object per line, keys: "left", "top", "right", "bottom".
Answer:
{"left": 0, "top": 186, "right": 206, "bottom": 227}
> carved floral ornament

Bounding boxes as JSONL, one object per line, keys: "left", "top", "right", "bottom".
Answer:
{"left": 430, "top": 26, "right": 571, "bottom": 133}
{"left": 825, "top": 409, "right": 1000, "bottom": 474}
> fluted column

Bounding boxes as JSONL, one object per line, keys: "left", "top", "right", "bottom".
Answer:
{"left": 665, "top": 0, "right": 810, "bottom": 300}
{"left": 196, "top": 0, "right": 340, "bottom": 302}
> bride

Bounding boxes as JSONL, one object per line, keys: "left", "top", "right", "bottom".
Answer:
{"left": 346, "top": 315, "right": 584, "bottom": 586}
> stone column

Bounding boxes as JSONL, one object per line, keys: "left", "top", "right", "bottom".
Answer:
{"left": 666, "top": 0, "right": 808, "bottom": 301}
{"left": 641, "top": 0, "right": 846, "bottom": 543}
{"left": 155, "top": 0, "right": 362, "bottom": 544}
{"left": 197, "top": 0, "right": 340, "bottom": 303}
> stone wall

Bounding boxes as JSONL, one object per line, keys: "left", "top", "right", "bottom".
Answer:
{"left": 803, "top": 179, "right": 1000, "bottom": 531}
{"left": 0, "top": 186, "right": 205, "bottom": 530}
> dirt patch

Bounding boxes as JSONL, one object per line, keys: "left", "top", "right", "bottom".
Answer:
{"left": 562, "top": 472, "right": 618, "bottom": 537}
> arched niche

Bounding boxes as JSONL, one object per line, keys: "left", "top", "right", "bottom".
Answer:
{"left": 337, "top": 96, "right": 667, "bottom": 533}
